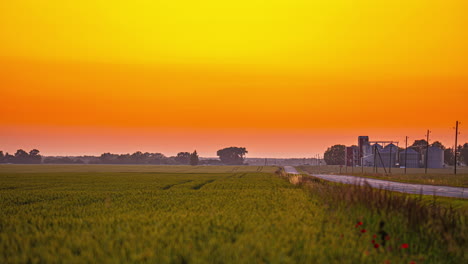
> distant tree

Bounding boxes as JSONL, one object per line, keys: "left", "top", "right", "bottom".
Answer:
{"left": 44, "top": 157, "right": 73, "bottom": 164}
{"left": 131, "top": 151, "right": 145, "bottom": 164}
{"left": 190, "top": 150, "right": 199, "bottom": 166}
{"left": 216, "top": 147, "right": 248, "bottom": 165}
{"left": 15, "top": 149, "right": 28, "bottom": 158}
{"left": 461, "top": 143, "right": 468, "bottom": 165}
{"left": 410, "top": 139, "right": 428, "bottom": 154}
{"left": 149, "top": 153, "right": 166, "bottom": 164}
{"left": 444, "top": 148, "right": 455, "bottom": 166}
{"left": 323, "top": 144, "right": 345, "bottom": 165}
{"left": 175, "top": 152, "right": 191, "bottom": 165}
{"left": 431, "top": 141, "right": 445, "bottom": 150}
{"left": 28, "top": 149, "right": 42, "bottom": 164}
{"left": 14, "top": 149, "right": 29, "bottom": 163}
{"left": 117, "top": 154, "right": 131, "bottom": 163}
{"left": 4, "top": 152, "right": 15, "bottom": 163}
{"left": 88, "top": 158, "right": 101, "bottom": 164}
{"left": 0, "top": 151, "right": 4, "bottom": 163}
{"left": 100, "top": 153, "right": 119, "bottom": 164}
{"left": 199, "top": 159, "right": 222, "bottom": 165}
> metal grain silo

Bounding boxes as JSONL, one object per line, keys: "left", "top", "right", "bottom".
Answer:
{"left": 427, "top": 146, "right": 444, "bottom": 168}
{"left": 399, "top": 148, "right": 420, "bottom": 168}
{"left": 371, "top": 143, "right": 383, "bottom": 154}
{"left": 378, "top": 144, "right": 398, "bottom": 168}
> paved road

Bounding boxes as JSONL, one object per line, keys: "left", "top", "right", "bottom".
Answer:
{"left": 282, "top": 166, "right": 467, "bottom": 199}
{"left": 311, "top": 174, "right": 467, "bottom": 199}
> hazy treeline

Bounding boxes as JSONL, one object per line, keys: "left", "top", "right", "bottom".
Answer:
{"left": 0, "top": 149, "right": 42, "bottom": 164}
{"left": 0, "top": 147, "right": 248, "bottom": 165}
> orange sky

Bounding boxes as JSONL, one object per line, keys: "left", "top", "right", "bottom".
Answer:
{"left": 1, "top": 1, "right": 467, "bottom": 157}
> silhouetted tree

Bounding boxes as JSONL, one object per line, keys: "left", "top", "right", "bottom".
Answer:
{"left": 216, "top": 147, "right": 248, "bottom": 165}
{"left": 190, "top": 150, "right": 199, "bottom": 166}
{"left": 131, "top": 151, "right": 145, "bottom": 164}
{"left": 0, "top": 151, "right": 4, "bottom": 163}
{"left": 444, "top": 148, "right": 455, "bottom": 166}
{"left": 28, "top": 149, "right": 42, "bottom": 164}
{"left": 410, "top": 139, "right": 428, "bottom": 154}
{"left": 323, "top": 144, "right": 345, "bottom": 165}
{"left": 44, "top": 157, "right": 73, "bottom": 164}
{"left": 3, "top": 153, "right": 13, "bottom": 163}
{"left": 199, "top": 159, "right": 222, "bottom": 165}
{"left": 175, "top": 152, "right": 191, "bottom": 165}
{"left": 431, "top": 141, "right": 445, "bottom": 150}
{"left": 149, "top": 153, "right": 167, "bottom": 164}
{"left": 100, "top": 153, "right": 119, "bottom": 163}
{"left": 14, "top": 149, "right": 29, "bottom": 163}
{"left": 461, "top": 143, "right": 468, "bottom": 165}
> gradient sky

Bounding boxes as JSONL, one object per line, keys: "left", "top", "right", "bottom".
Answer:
{"left": 1, "top": 0, "right": 467, "bottom": 157}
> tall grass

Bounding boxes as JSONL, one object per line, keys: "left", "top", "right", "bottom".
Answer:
{"left": 300, "top": 175, "right": 467, "bottom": 261}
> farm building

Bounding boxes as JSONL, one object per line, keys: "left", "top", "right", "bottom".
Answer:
{"left": 353, "top": 136, "right": 443, "bottom": 169}
{"left": 371, "top": 143, "right": 383, "bottom": 154}
{"left": 426, "top": 146, "right": 444, "bottom": 168}
{"left": 399, "top": 148, "right": 420, "bottom": 168}
{"left": 377, "top": 144, "right": 398, "bottom": 168}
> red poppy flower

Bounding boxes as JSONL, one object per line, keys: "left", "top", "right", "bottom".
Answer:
{"left": 385, "top": 235, "right": 390, "bottom": 240}
{"left": 371, "top": 240, "right": 375, "bottom": 244}
{"left": 409, "top": 261, "right": 416, "bottom": 264}
{"left": 357, "top": 221, "right": 363, "bottom": 226}
{"left": 361, "top": 229, "right": 366, "bottom": 233}
{"left": 374, "top": 243, "right": 380, "bottom": 248}
{"left": 373, "top": 234, "right": 377, "bottom": 239}
{"left": 401, "top": 243, "right": 409, "bottom": 249}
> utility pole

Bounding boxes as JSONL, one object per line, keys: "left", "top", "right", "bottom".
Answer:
{"left": 373, "top": 145, "right": 377, "bottom": 173}
{"left": 454, "top": 121, "right": 459, "bottom": 175}
{"left": 389, "top": 142, "right": 392, "bottom": 174}
{"left": 345, "top": 151, "right": 347, "bottom": 173}
{"left": 425, "top": 130, "right": 431, "bottom": 174}
{"left": 404, "top": 136, "right": 408, "bottom": 174}
{"left": 361, "top": 157, "right": 364, "bottom": 174}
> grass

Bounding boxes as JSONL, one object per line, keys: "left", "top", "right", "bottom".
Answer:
{"left": 296, "top": 174, "right": 468, "bottom": 263}
{"left": 1, "top": 165, "right": 466, "bottom": 263}
{"left": 297, "top": 165, "right": 468, "bottom": 188}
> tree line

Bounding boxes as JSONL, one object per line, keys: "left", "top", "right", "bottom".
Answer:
{"left": 323, "top": 140, "right": 468, "bottom": 166}
{"left": 0, "top": 147, "right": 248, "bottom": 165}
{"left": 0, "top": 149, "right": 42, "bottom": 164}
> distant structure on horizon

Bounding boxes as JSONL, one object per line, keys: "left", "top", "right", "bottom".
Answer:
{"left": 346, "top": 136, "right": 444, "bottom": 169}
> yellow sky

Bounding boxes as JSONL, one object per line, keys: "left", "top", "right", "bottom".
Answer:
{"left": 2, "top": 0, "right": 467, "bottom": 75}
{"left": 1, "top": 1, "right": 467, "bottom": 156}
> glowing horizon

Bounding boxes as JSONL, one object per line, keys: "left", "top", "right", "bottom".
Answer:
{"left": 1, "top": 1, "right": 467, "bottom": 157}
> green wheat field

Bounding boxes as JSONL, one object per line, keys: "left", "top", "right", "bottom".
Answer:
{"left": 1, "top": 165, "right": 466, "bottom": 263}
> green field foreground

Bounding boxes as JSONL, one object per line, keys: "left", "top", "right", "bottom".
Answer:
{"left": 0, "top": 165, "right": 466, "bottom": 263}
{"left": 297, "top": 165, "right": 468, "bottom": 188}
